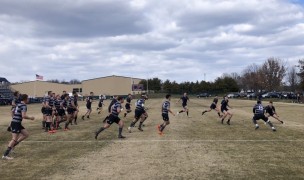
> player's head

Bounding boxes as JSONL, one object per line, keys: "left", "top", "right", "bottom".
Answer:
{"left": 72, "top": 91, "right": 77, "bottom": 96}
{"left": 13, "top": 91, "right": 20, "bottom": 97}
{"left": 20, "top": 94, "right": 29, "bottom": 103}
{"left": 90, "top": 92, "right": 94, "bottom": 95}
{"left": 257, "top": 100, "right": 261, "bottom": 104}
{"left": 117, "top": 96, "right": 124, "bottom": 103}
{"left": 48, "top": 91, "right": 52, "bottom": 96}
{"left": 166, "top": 94, "right": 171, "bottom": 100}
{"left": 269, "top": 101, "right": 273, "bottom": 106}
{"left": 184, "top": 92, "right": 187, "bottom": 96}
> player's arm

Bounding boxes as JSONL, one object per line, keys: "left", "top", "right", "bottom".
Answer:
{"left": 21, "top": 108, "right": 34, "bottom": 120}
{"left": 168, "top": 108, "right": 175, "bottom": 116}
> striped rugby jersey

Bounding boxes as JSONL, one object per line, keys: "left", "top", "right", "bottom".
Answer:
{"left": 12, "top": 103, "right": 27, "bottom": 123}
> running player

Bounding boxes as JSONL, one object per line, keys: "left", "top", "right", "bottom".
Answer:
{"left": 7, "top": 91, "right": 21, "bottom": 132}
{"left": 177, "top": 93, "right": 190, "bottom": 117}
{"left": 201, "top": 95, "right": 222, "bottom": 118}
{"left": 252, "top": 100, "right": 276, "bottom": 131}
{"left": 157, "top": 94, "right": 175, "bottom": 135}
{"left": 97, "top": 95, "right": 105, "bottom": 114}
{"left": 264, "top": 101, "right": 284, "bottom": 124}
{"left": 103, "top": 95, "right": 118, "bottom": 123}
{"left": 2, "top": 94, "right": 35, "bottom": 160}
{"left": 124, "top": 94, "right": 132, "bottom": 117}
{"left": 220, "top": 96, "right": 233, "bottom": 125}
{"left": 43, "top": 91, "right": 55, "bottom": 133}
{"left": 128, "top": 94, "right": 148, "bottom": 132}
{"left": 82, "top": 92, "right": 94, "bottom": 120}
{"left": 64, "top": 91, "right": 77, "bottom": 130}
{"left": 95, "top": 96, "right": 126, "bottom": 139}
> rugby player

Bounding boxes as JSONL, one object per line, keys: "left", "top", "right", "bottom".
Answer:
{"left": 82, "top": 92, "right": 94, "bottom": 120}
{"left": 2, "top": 94, "right": 35, "bottom": 160}
{"left": 220, "top": 96, "right": 233, "bottom": 125}
{"left": 128, "top": 94, "right": 148, "bottom": 133}
{"left": 252, "top": 100, "right": 276, "bottom": 131}
{"left": 201, "top": 95, "right": 222, "bottom": 118}
{"left": 177, "top": 93, "right": 190, "bottom": 117}
{"left": 264, "top": 101, "right": 284, "bottom": 124}
{"left": 64, "top": 91, "right": 77, "bottom": 130}
{"left": 124, "top": 94, "right": 132, "bottom": 117}
{"left": 95, "top": 96, "right": 126, "bottom": 139}
{"left": 157, "top": 94, "right": 175, "bottom": 135}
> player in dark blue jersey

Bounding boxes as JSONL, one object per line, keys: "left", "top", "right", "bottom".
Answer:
{"left": 264, "top": 101, "right": 284, "bottom": 124}
{"left": 252, "top": 100, "right": 276, "bottom": 131}
{"left": 97, "top": 95, "right": 105, "bottom": 114}
{"left": 157, "top": 94, "right": 175, "bottom": 135}
{"left": 102, "top": 95, "right": 118, "bottom": 123}
{"left": 73, "top": 93, "right": 79, "bottom": 125}
{"left": 43, "top": 91, "right": 56, "bottom": 133}
{"left": 82, "top": 92, "right": 94, "bottom": 120}
{"left": 177, "top": 93, "right": 190, "bottom": 117}
{"left": 124, "top": 94, "right": 133, "bottom": 117}
{"left": 220, "top": 96, "right": 233, "bottom": 125}
{"left": 95, "top": 96, "right": 126, "bottom": 139}
{"left": 201, "top": 95, "right": 222, "bottom": 118}
{"left": 2, "top": 94, "right": 35, "bottom": 160}
{"left": 64, "top": 91, "right": 77, "bottom": 130}
{"left": 128, "top": 94, "right": 148, "bottom": 133}
{"left": 7, "top": 91, "right": 21, "bottom": 132}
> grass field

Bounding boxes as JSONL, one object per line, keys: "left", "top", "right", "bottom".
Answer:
{"left": 0, "top": 98, "right": 304, "bottom": 180}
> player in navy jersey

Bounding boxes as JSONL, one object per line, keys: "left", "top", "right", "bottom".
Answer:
{"left": 157, "top": 94, "right": 175, "bottom": 135}
{"left": 64, "top": 91, "right": 77, "bottom": 130}
{"left": 124, "top": 94, "right": 132, "bottom": 117}
{"left": 73, "top": 93, "right": 79, "bottom": 125}
{"left": 177, "top": 93, "right": 190, "bottom": 117}
{"left": 54, "top": 94, "right": 65, "bottom": 129}
{"left": 2, "top": 94, "right": 35, "bottom": 160}
{"left": 7, "top": 91, "right": 21, "bottom": 132}
{"left": 95, "top": 96, "right": 126, "bottom": 139}
{"left": 103, "top": 95, "right": 118, "bottom": 123}
{"left": 128, "top": 94, "right": 148, "bottom": 133}
{"left": 220, "top": 96, "right": 233, "bottom": 125}
{"left": 264, "top": 101, "right": 284, "bottom": 124}
{"left": 252, "top": 100, "right": 276, "bottom": 131}
{"left": 82, "top": 92, "right": 94, "bottom": 120}
{"left": 97, "top": 95, "right": 105, "bottom": 114}
{"left": 201, "top": 95, "right": 222, "bottom": 118}
{"left": 43, "top": 91, "right": 55, "bottom": 133}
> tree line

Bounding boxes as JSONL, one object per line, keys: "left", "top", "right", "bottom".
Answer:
{"left": 139, "top": 58, "right": 304, "bottom": 95}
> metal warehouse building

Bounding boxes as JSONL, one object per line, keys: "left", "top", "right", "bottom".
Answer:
{"left": 11, "top": 75, "right": 143, "bottom": 97}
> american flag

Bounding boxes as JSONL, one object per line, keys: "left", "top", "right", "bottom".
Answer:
{"left": 36, "top": 74, "right": 43, "bottom": 80}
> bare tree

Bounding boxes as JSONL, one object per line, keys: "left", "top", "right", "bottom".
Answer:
{"left": 286, "top": 66, "right": 299, "bottom": 92}
{"left": 242, "top": 64, "right": 262, "bottom": 92}
{"left": 260, "top": 58, "right": 286, "bottom": 91}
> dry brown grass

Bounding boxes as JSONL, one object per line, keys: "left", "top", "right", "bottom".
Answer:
{"left": 0, "top": 98, "right": 304, "bottom": 180}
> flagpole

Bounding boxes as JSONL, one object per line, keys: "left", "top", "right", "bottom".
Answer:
{"left": 34, "top": 79, "right": 37, "bottom": 98}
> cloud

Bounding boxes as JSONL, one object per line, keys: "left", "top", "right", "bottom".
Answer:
{"left": 0, "top": 0, "right": 304, "bottom": 83}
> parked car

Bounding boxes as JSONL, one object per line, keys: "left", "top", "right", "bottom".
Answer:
{"left": 227, "top": 93, "right": 240, "bottom": 98}
{"left": 262, "top": 92, "right": 280, "bottom": 98}
{"left": 197, "top": 93, "right": 211, "bottom": 98}
{"left": 247, "top": 93, "right": 257, "bottom": 98}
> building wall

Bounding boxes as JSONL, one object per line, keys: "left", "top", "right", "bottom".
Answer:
{"left": 82, "top": 75, "right": 142, "bottom": 96}
{"left": 11, "top": 81, "right": 82, "bottom": 97}
{"left": 11, "top": 76, "right": 143, "bottom": 97}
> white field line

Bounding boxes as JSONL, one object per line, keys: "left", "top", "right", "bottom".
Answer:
{"left": 1, "top": 139, "right": 303, "bottom": 143}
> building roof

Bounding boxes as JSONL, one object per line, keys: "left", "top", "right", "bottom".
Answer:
{"left": 0, "top": 77, "right": 10, "bottom": 83}
{"left": 81, "top": 75, "right": 144, "bottom": 82}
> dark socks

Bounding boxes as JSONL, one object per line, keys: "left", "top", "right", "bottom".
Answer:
{"left": 3, "top": 147, "right": 12, "bottom": 156}
{"left": 179, "top": 110, "right": 183, "bottom": 113}
{"left": 139, "top": 122, "right": 143, "bottom": 128}
{"left": 187, "top": 112, "right": 189, "bottom": 116}
{"left": 96, "top": 127, "right": 105, "bottom": 134}
{"left": 42, "top": 121, "right": 46, "bottom": 128}
{"left": 218, "top": 112, "right": 221, "bottom": 117}
{"left": 119, "top": 128, "right": 123, "bottom": 136}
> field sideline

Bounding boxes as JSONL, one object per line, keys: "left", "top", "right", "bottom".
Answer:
{"left": 0, "top": 98, "right": 304, "bottom": 179}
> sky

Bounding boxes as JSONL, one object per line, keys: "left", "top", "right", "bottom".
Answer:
{"left": 1, "top": 0, "right": 304, "bottom": 83}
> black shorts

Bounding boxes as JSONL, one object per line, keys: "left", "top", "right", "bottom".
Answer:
{"left": 135, "top": 109, "right": 145, "bottom": 119}
{"left": 210, "top": 104, "right": 216, "bottom": 109}
{"left": 41, "top": 107, "right": 46, "bottom": 114}
{"left": 221, "top": 108, "right": 228, "bottom": 113}
{"left": 67, "top": 107, "right": 76, "bottom": 115}
{"left": 57, "top": 109, "right": 66, "bottom": 116}
{"left": 106, "top": 114, "right": 121, "bottom": 125}
{"left": 253, "top": 114, "right": 268, "bottom": 122}
{"left": 98, "top": 102, "right": 103, "bottom": 108}
{"left": 45, "top": 108, "right": 53, "bottom": 116}
{"left": 86, "top": 104, "right": 92, "bottom": 110}
{"left": 162, "top": 113, "right": 169, "bottom": 121}
{"left": 125, "top": 104, "right": 131, "bottom": 111}
{"left": 10, "top": 122, "right": 25, "bottom": 134}
{"left": 182, "top": 104, "right": 187, "bottom": 109}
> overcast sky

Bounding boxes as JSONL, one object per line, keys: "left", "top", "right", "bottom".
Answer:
{"left": 1, "top": 0, "right": 304, "bottom": 83}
